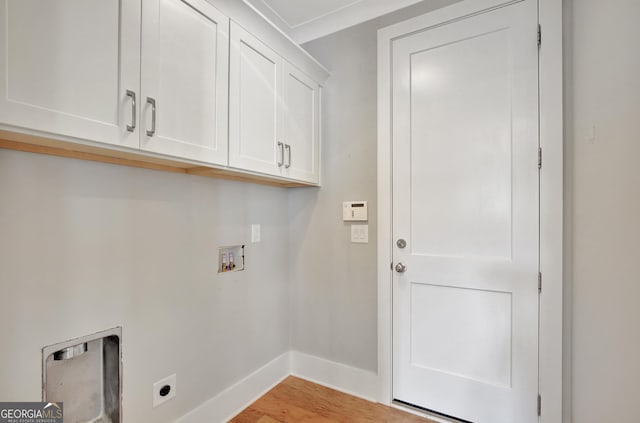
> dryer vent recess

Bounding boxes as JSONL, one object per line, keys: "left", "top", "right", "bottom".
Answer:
{"left": 218, "top": 245, "right": 245, "bottom": 273}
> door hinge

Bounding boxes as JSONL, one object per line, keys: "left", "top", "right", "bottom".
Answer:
{"left": 537, "top": 24, "right": 542, "bottom": 48}
{"left": 538, "top": 272, "right": 542, "bottom": 293}
{"left": 538, "top": 147, "right": 543, "bottom": 169}
{"left": 537, "top": 394, "right": 542, "bottom": 416}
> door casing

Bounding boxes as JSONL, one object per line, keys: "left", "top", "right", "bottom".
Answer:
{"left": 376, "top": 0, "right": 564, "bottom": 421}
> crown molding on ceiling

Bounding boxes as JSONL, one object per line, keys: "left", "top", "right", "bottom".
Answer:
{"left": 293, "top": 0, "right": 425, "bottom": 43}
{"left": 245, "top": 0, "right": 426, "bottom": 45}
{"left": 243, "top": 0, "right": 295, "bottom": 38}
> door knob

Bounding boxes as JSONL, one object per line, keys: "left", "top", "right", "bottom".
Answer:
{"left": 395, "top": 262, "right": 407, "bottom": 273}
{"left": 396, "top": 238, "right": 407, "bottom": 249}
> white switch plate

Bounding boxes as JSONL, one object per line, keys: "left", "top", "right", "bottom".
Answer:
{"left": 351, "top": 224, "right": 369, "bottom": 243}
{"left": 153, "top": 373, "right": 176, "bottom": 407}
{"left": 251, "top": 224, "right": 261, "bottom": 243}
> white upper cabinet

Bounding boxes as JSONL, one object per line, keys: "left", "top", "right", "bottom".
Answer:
{"left": 140, "top": 0, "right": 229, "bottom": 165}
{"left": 0, "top": 0, "right": 141, "bottom": 148}
{"left": 0, "top": 1, "right": 326, "bottom": 185}
{"left": 0, "top": 0, "right": 229, "bottom": 166}
{"left": 229, "top": 22, "right": 321, "bottom": 184}
{"left": 281, "top": 62, "right": 320, "bottom": 184}
{"left": 228, "top": 22, "right": 283, "bottom": 177}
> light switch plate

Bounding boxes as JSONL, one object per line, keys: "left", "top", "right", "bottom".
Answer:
{"left": 351, "top": 224, "right": 369, "bottom": 243}
{"left": 251, "top": 224, "right": 261, "bottom": 243}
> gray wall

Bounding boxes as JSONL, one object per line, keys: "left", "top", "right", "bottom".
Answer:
{"left": 0, "top": 150, "right": 290, "bottom": 422}
{"left": 566, "top": 0, "right": 640, "bottom": 422}
{"left": 291, "top": 0, "right": 458, "bottom": 373}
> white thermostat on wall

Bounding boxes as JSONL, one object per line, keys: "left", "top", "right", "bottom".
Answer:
{"left": 343, "top": 201, "right": 368, "bottom": 221}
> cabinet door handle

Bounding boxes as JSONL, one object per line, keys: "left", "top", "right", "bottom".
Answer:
{"left": 285, "top": 144, "right": 291, "bottom": 168}
{"left": 146, "top": 97, "right": 156, "bottom": 137}
{"left": 277, "top": 142, "right": 284, "bottom": 167}
{"left": 126, "top": 90, "right": 136, "bottom": 132}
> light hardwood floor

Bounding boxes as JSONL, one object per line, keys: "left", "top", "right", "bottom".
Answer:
{"left": 230, "top": 376, "right": 435, "bottom": 422}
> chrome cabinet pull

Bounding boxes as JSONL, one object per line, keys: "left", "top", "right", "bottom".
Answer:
{"left": 126, "top": 90, "right": 136, "bottom": 132}
{"left": 277, "top": 142, "right": 284, "bottom": 167}
{"left": 284, "top": 144, "right": 291, "bottom": 168}
{"left": 146, "top": 97, "right": 156, "bottom": 137}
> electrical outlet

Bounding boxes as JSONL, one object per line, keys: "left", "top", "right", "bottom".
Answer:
{"left": 153, "top": 374, "right": 176, "bottom": 407}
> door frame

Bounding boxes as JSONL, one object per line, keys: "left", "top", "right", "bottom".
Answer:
{"left": 376, "top": 0, "right": 563, "bottom": 422}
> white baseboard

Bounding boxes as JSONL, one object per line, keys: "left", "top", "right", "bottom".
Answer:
{"left": 176, "top": 351, "right": 379, "bottom": 423}
{"left": 290, "top": 350, "right": 379, "bottom": 402}
{"left": 175, "top": 352, "right": 290, "bottom": 423}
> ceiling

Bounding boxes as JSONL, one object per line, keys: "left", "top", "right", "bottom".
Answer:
{"left": 244, "top": 0, "right": 426, "bottom": 44}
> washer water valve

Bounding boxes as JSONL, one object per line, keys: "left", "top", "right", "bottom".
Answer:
{"left": 219, "top": 245, "right": 245, "bottom": 273}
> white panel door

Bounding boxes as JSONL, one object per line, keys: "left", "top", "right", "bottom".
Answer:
{"left": 228, "top": 22, "right": 283, "bottom": 177}
{"left": 0, "top": 0, "right": 141, "bottom": 148}
{"left": 281, "top": 62, "right": 320, "bottom": 184}
{"left": 392, "top": 1, "right": 539, "bottom": 422}
{"left": 140, "top": 0, "right": 229, "bottom": 165}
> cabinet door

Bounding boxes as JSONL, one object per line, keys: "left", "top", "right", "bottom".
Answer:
{"left": 0, "top": 0, "right": 141, "bottom": 148}
{"left": 140, "top": 0, "right": 229, "bottom": 165}
{"left": 281, "top": 63, "right": 320, "bottom": 184}
{"left": 228, "top": 22, "right": 283, "bottom": 177}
